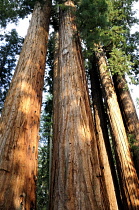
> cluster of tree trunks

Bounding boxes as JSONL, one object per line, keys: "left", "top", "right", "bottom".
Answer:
{"left": 113, "top": 74, "right": 139, "bottom": 177}
{"left": 0, "top": 0, "right": 139, "bottom": 209}
{"left": 95, "top": 49, "right": 139, "bottom": 209}
{"left": 50, "top": 1, "right": 118, "bottom": 209}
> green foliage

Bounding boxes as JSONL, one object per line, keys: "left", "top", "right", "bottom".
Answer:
{"left": 76, "top": 0, "right": 108, "bottom": 48}
{"left": 37, "top": 94, "right": 53, "bottom": 209}
{"left": 0, "top": 0, "right": 33, "bottom": 27}
{"left": 128, "top": 133, "right": 136, "bottom": 146}
{"left": 108, "top": 48, "right": 132, "bottom": 75}
{"left": 128, "top": 133, "right": 139, "bottom": 155}
{"left": 50, "top": 5, "right": 59, "bottom": 31}
{"left": 0, "top": 0, "right": 46, "bottom": 27}
{"left": 37, "top": 145, "right": 50, "bottom": 209}
{"left": 58, "top": 3, "right": 69, "bottom": 11}
{"left": 0, "top": 29, "right": 23, "bottom": 112}
{"left": 44, "top": 33, "right": 55, "bottom": 94}
{"left": 76, "top": 0, "right": 139, "bottom": 77}
{"left": 37, "top": 33, "right": 54, "bottom": 209}
{"left": 127, "top": 32, "right": 139, "bottom": 84}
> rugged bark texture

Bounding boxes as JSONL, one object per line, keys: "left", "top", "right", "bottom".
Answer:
{"left": 89, "top": 56, "right": 119, "bottom": 210}
{"left": 0, "top": 1, "right": 51, "bottom": 209}
{"left": 95, "top": 49, "right": 139, "bottom": 209}
{"left": 49, "top": 1, "right": 111, "bottom": 209}
{"left": 113, "top": 74, "right": 139, "bottom": 177}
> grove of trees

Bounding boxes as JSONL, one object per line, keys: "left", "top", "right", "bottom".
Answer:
{"left": 0, "top": 0, "right": 139, "bottom": 209}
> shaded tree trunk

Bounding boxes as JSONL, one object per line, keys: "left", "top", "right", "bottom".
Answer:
{"left": 0, "top": 1, "right": 51, "bottom": 209}
{"left": 49, "top": 1, "right": 112, "bottom": 209}
{"left": 113, "top": 74, "right": 139, "bottom": 177}
{"left": 49, "top": 31, "right": 59, "bottom": 195}
{"left": 95, "top": 48, "right": 139, "bottom": 209}
{"left": 89, "top": 55, "right": 120, "bottom": 209}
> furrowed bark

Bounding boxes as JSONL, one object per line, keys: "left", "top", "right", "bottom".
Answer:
{"left": 0, "top": 1, "right": 51, "bottom": 209}
{"left": 95, "top": 49, "right": 139, "bottom": 209}
{"left": 49, "top": 1, "right": 111, "bottom": 209}
{"left": 113, "top": 74, "right": 139, "bottom": 177}
{"left": 89, "top": 55, "right": 120, "bottom": 209}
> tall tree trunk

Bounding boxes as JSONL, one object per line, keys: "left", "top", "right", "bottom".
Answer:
{"left": 0, "top": 1, "right": 51, "bottom": 209}
{"left": 49, "top": 31, "right": 59, "bottom": 193}
{"left": 113, "top": 74, "right": 139, "bottom": 177}
{"left": 49, "top": 1, "right": 112, "bottom": 209}
{"left": 89, "top": 55, "right": 120, "bottom": 209}
{"left": 95, "top": 48, "right": 139, "bottom": 209}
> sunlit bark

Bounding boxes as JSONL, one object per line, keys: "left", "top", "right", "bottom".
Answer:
{"left": 0, "top": 1, "right": 51, "bottom": 209}
{"left": 49, "top": 1, "right": 111, "bottom": 209}
{"left": 89, "top": 55, "right": 119, "bottom": 209}
{"left": 95, "top": 48, "right": 139, "bottom": 209}
{"left": 113, "top": 74, "right": 139, "bottom": 177}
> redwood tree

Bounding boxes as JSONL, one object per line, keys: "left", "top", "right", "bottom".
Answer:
{"left": 0, "top": 0, "right": 51, "bottom": 209}
{"left": 49, "top": 1, "right": 118, "bottom": 209}
{"left": 89, "top": 55, "right": 122, "bottom": 209}
{"left": 113, "top": 74, "right": 139, "bottom": 177}
{"left": 95, "top": 48, "right": 139, "bottom": 209}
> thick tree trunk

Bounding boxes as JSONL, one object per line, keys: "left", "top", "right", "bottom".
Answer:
{"left": 89, "top": 56, "right": 120, "bottom": 209}
{"left": 49, "top": 1, "right": 111, "bottom": 209}
{"left": 0, "top": 1, "right": 51, "bottom": 209}
{"left": 113, "top": 74, "right": 139, "bottom": 177}
{"left": 95, "top": 49, "right": 139, "bottom": 209}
